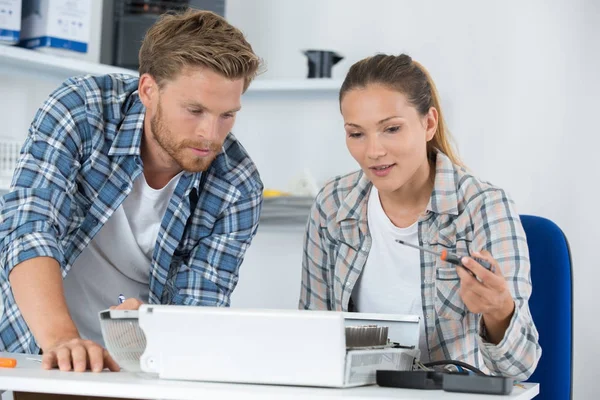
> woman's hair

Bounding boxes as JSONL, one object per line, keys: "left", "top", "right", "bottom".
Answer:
{"left": 339, "top": 54, "right": 461, "bottom": 165}
{"left": 139, "top": 9, "right": 262, "bottom": 92}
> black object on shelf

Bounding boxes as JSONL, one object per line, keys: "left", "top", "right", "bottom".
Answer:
{"left": 303, "top": 50, "right": 343, "bottom": 78}
{"left": 125, "top": 0, "right": 189, "bottom": 15}
{"left": 102, "top": 0, "right": 226, "bottom": 70}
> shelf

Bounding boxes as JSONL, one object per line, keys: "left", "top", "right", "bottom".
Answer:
{"left": 249, "top": 79, "right": 341, "bottom": 92}
{"left": 260, "top": 196, "right": 314, "bottom": 224}
{"left": 0, "top": 45, "right": 136, "bottom": 80}
{"left": 0, "top": 45, "right": 342, "bottom": 92}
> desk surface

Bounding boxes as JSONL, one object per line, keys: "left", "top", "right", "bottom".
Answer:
{"left": 0, "top": 353, "right": 539, "bottom": 400}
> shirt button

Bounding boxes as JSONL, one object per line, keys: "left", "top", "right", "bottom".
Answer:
{"left": 121, "top": 183, "right": 128, "bottom": 191}
{"left": 91, "top": 217, "right": 99, "bottom": 225}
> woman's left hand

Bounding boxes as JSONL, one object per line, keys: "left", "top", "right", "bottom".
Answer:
{"left": 456, "top": 250, "right": 515, "bottom": 342}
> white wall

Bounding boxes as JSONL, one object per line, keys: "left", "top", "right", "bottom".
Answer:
{"left": 226, "top": 1, "right": 600, "bottom": 399}
{"left": 0, "top": 0, "right": 597, "bottom": 398}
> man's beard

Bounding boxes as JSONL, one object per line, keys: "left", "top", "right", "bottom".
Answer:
{"left": 150, "top": 103, "right": 222, "bottom": 173}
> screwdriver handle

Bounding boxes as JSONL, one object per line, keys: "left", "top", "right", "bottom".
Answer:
{"left": 473, "top": 257, "right": 494, "bottom": 272}
{"left": 441, "top": 252, "right": 462, "bottom": 265}
{"left": 0, "top": 357, "right": 17, "bottom": 368}
{"left": 441, "top": 251, "right": 494, "bottom": 272}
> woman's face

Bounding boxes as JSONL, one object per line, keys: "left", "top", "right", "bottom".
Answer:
{"left": 341, "top": 84, "right": 437, "bottom": 194}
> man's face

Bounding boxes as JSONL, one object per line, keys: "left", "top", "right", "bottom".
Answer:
{"left": 144, "top": 67, "right": 245, "bottom": 172}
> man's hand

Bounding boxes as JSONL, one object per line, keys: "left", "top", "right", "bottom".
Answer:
{"left": 9, "top": 257, "right": 120, "bottom": 372}
{"left": 38, "top": 295, "right": 142, "bottom": 372}
{"left": 110, "top": 297, "right": 143, "bottom": 311}
{"left": 42, "top": 337, "right": 120, "bottom": 372}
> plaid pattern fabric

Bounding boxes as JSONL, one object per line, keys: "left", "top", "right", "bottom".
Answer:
{"left": 0, "top": 74, "right": 263, "bottom": 354}
{"left": 300, "top": 151, "right": 541, "bottom": 380}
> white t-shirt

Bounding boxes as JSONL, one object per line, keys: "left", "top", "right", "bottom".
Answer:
{"left": 63, "top": 171, "right": 183, "bottom": 346}
{"left": 352, "top": 186, "right": 429, "bottom": 361}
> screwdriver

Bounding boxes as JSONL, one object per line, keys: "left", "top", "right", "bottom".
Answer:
{"left": 0, "top": 357, "right": 17, "bottom": 368}
{"left": 395, "top": 240, "right": 494, "bottom": 272}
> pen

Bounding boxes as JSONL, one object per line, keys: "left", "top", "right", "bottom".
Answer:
{"left": 395, "top": 240, "right": 494, "bottom": 272}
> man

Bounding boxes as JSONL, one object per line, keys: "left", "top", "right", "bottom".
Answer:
{"left": 0, "top": 9, "right": 263, "bottom": 372}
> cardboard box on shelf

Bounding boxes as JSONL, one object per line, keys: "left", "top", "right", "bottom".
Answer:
{"left": 19, "top": 0, "right": 91, "bottom": 54}
{"left": 0, "top": 0, "right": 22, "bottom": 45}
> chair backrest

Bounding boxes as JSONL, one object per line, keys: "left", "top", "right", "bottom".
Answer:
{"left": 521, "top": 215, "right": 573, "bottom": 400}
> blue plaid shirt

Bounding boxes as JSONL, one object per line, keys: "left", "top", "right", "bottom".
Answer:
{"left": 0, "top": 74, "right": 263, "bottom": 354}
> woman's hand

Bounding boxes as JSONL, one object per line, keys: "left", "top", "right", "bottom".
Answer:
{"left": 457, "top": 250, "right": 516, "bottom": 344}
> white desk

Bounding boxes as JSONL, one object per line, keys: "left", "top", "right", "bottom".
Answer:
{"left": 0, "top": 352, "right": 539, "bottom": 400}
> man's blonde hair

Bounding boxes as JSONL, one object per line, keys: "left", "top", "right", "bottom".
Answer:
{"left": 139, "top": 9, "right": 261, "bottom": 91}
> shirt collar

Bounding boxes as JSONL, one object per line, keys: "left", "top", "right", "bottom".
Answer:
{"left": 335, "top": 171, "right": 371, "bottom": 223}
{"left": 108, "top": 92, "right": 144, "bottom": 157}
{"left": 426, "top": 151, "right": 459, "bottom": 216}
{"left": 335, "top": 150, "right": 460, "bottom": 223}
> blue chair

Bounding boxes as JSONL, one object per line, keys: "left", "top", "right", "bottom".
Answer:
{"left": 521, "top": 215, "right": 573, "bottom": 399}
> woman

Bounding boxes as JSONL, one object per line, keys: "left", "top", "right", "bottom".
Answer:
{"left": 299, "top": 54, "right": 541, "bottom": 380}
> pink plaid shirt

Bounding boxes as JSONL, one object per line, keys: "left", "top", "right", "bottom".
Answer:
{"left": 300, "top": 151, "right": 541, "bottom": 380}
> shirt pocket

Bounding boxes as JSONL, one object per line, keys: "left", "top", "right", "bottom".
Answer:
{"left": 434, "top": 266, "right": 466, "bottom": 320}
